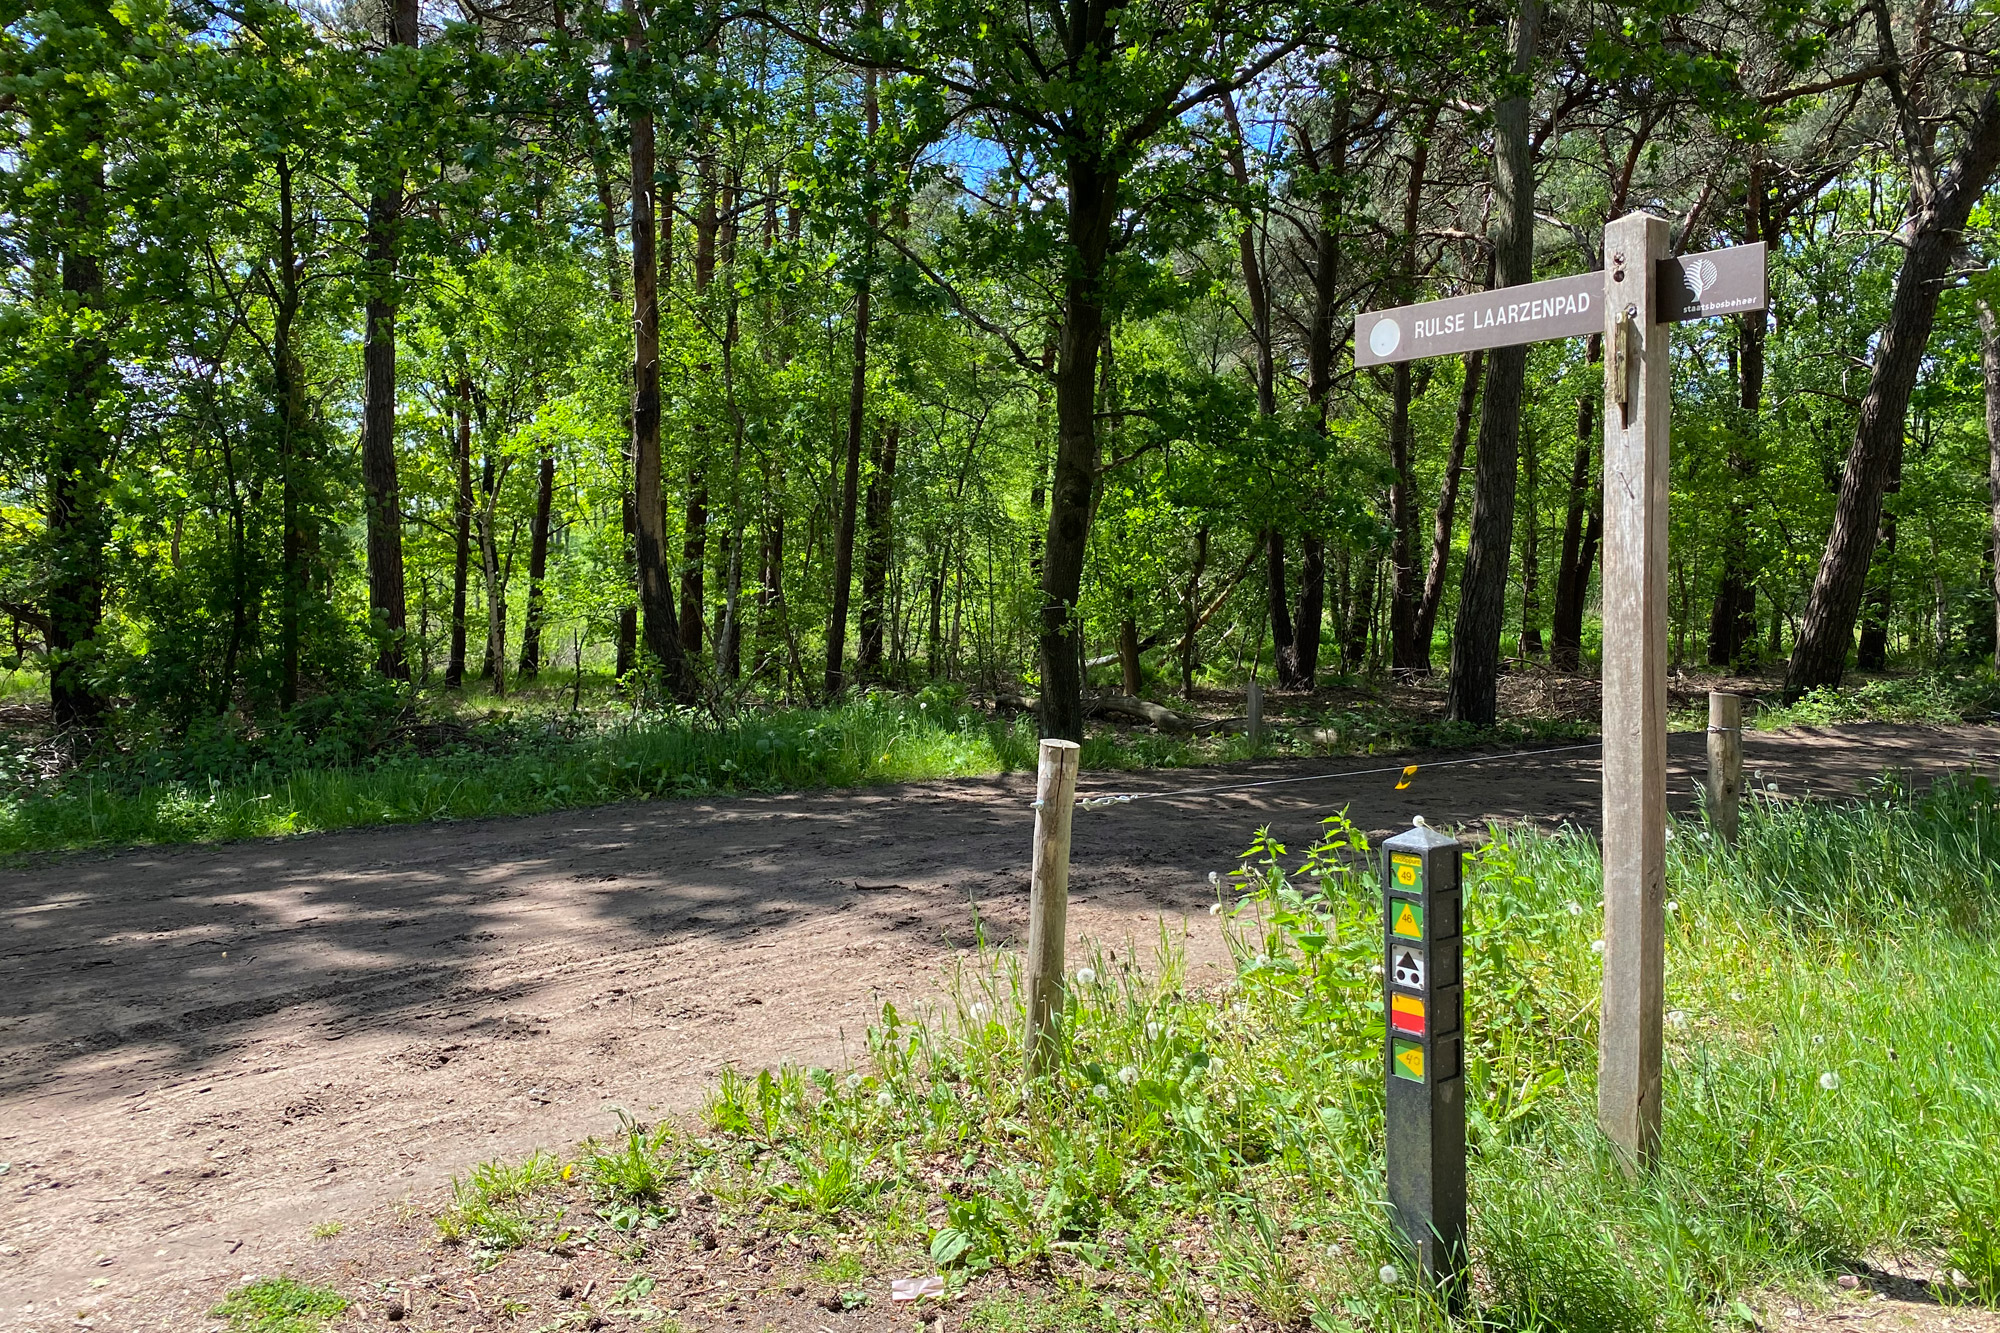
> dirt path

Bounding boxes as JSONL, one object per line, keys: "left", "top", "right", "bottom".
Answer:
{"left": 2, "top": 722, "right": 1994, "bottom": 1329}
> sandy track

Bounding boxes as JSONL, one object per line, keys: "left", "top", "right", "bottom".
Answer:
{"left": 2, "top": 722, "right": 1993, "bottom": 1328}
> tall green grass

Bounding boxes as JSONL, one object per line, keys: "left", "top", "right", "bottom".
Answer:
{"left": 0, "top": 697, "right": 1042, "bottom": 856}
{"left": 482, "top": 777, "right": 1997, "bottom": 1332}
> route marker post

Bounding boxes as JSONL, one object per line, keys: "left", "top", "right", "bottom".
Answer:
{"left": 1353, "top": 213, "right": 1768, "bottom": 1170}
{"left": 1382, "top": 820, "right": 1467, "bottom": 1304}
{"left": 1024, "top": 738, "right": 1081, "bottom": 1080}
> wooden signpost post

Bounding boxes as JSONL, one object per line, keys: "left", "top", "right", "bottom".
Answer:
{"left": 1355, "top": 213, "right": 1768, "bottom": 1238}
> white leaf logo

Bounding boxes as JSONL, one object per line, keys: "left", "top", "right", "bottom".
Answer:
{"left": 1683, "top": 258, "right": 1719, "bottom": 299}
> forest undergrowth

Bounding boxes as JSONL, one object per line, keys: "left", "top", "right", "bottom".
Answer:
{"left": 0, "top": 669, "right": 1993, "bottom": 859}
{"left": 285, "top": 778, "right": 2000, "bottom": 1333}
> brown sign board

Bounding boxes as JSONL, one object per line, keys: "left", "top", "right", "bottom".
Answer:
{"left": 1354, "top": 243, "right": 1767, "bottom": 367}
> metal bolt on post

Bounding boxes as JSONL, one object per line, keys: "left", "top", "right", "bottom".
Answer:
{"left": 1381, "top": 819, "right": 1467, "bottom": 1305}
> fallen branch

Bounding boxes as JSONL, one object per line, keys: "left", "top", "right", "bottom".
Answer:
{"left": 1086, "top": 694, "right": 1194, "bottom": 733}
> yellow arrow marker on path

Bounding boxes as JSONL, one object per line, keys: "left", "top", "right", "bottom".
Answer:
{"left": 1396, "top": 764, "right": 1418, "bottom": 790}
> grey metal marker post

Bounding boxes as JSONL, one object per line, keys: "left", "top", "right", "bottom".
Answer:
{"left": 1381, "top": 820, "right": 1466, "bottom": 1301}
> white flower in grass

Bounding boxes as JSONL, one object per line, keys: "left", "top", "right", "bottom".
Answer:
{"left": 1378, "top": 1265, "right": 1400, "bottom": 1287}
{"left": 1566, "top": 901, "right": 1583, "bottom": 917}
{"left": 1208, "top": 871, "right": 1221, "bottom": 887}
{"left": 877, "top": 1091, "right": 894, "bottom": 1108}
{"left": 1819, "top": 1070, "right": 1841, "bottom": 1092}
{"left": 1118, "top": 1065, "right": 1138, "bottom": 1086}
{"left": 1666, "top": 901, "right": 1679, "bottom": 914}
{"left": 1092, "top": 1083, "right": 1109, "bottom": 1100}
{"left": 1668, "top": 1010, "right": 1689, "bottom": 1029}
{"left": 969, "top": 1002, "right": 988, "bottom": 1020}
{"left": 844, "top": 1074, "right": 862, "bottom": 1091}
{"left": 1145, "top": 1022, "right": 1161, "bottom": 1040}
{"left": 1208, "top": 903, "right": 1221, "bottom": 916}
{"left": 1590, "top": 939, "right": 1605, "bottom": 954}
{"left": 1074, "top": 967, "right": 1097, "bottom": 987}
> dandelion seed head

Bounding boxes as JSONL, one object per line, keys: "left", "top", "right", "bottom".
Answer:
{"left": 1379, "top": 1265, "right": 1400, "bottom": 1287}
{"left": 844, "top": 1074, "right": 862, "bottom": 1091}
{"left": 1666, "top": 901, "right": 1679, "bottom": 914}
{"left": 1145, "top": 1022, "right": 1161, "bottom": 1040}
{"left": 1074, "top": 967, "right": 1097, "bottom": 986}
{"left": 1819, "top": 1070, "right": 1841, "bottom": 1092}
{"left": 1590, "top": 939, "right": 1605, "bottom": 954}
{"left": 1117, "top": 1065, "right": 1138, "bottom": 1086}
{"left": 1208, "top": 871, "right": 1220, "bottom": 887}
{"left": 1566, "top": 901, "right": 1583, "bottom": 917}
{"left": 1668, "top": 1010, "right": 1689, "bottom": 1029}
{"left": 1092, "top": 1084, "right": 1109, "bottom": 1099}
{"left": 877, "top": 1091, "right": 894, "bottom": 1108}
{"left": 1208, "top": 903, "right": 1221, "bottom": 916}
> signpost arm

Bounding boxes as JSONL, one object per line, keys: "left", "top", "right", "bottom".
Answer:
{"left": 1597, "top": 211, "right": 1670, "bottom": 1169}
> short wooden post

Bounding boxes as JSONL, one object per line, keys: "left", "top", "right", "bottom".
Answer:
{"left": 1246, "top": 680, "right": 1264, "bottom": 747}
{"left": 1023, "top": 738, "right": 1081, "bottom": 1079}
{"left": 1597, "top": 211, "right": 1671, "bottom": 1170}
{"left": 1706, "top": 691, "right": 1743, "bottom": 842}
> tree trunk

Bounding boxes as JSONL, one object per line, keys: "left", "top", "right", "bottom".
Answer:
{"left": 1118, "top": 616, "right": 1142, "bottom": 695}
{"left": 47, "top": 159, "right": 112, "bottom": 730}
{"left": 1519, "top": 414, "right": 1542, "bottom": 657}
{"left": 517, "top": 446, "right": 554, "bottom": 680}
{"left": 753, "top": 465, "right": 786, "bottom": 681}
{"left": 1709, "top": 176, "right": 1769, "bottom": 667}
{"left": 826, "top": 64, "right": 878, "bottom": 701}
{"left": 1387, "top": 112, "right": 1435, "bottom": 676}
{"left": 626, "top": 0, "right": 692, "bottom": 700}
{"left": 1980, "top": 297, "right": 2000, "bottom": 671}
{"left": 1180, "top": 527, "right": 1209, "bottom": 696}
{"left": 1341, "top": 553, "right": 1376, "bottom": 672}
{"left": 1293, "top": 535, "right": 1324, "bottom": 687}
{"left": 446, "top": 377, "right": 472, "bottom": 689}
{"left": 858, "top": 421, "right": 901, "bottom": 677}
{"left": 1786, "top": 88, "right": 2000, "bottom": 698}
{"left": 1038, "top": 153, "right": 1116, "bottom": 741}
{"left": 1550, "top": 372, "right": 1597, "bottom": 670}
{"left": 1856, "top": 450, "right": 1901, "bottom": 669}
{"left": 477, "top": 469, "right": 506, "bottom": 698}
{"left": 1416, "top": 349, "right": 1483, "bottom": 670}
{"left": 1445, "top": 0, "right": 1540, "bottom": 725}
{"left": 272, "top": 155, "right": 308, "bottom": 711}
{"left": 1266, "top": 530, "right": 1298, "bottom": 686}
{"left": 358, "top": 0, "right": 417, "bottom": 682}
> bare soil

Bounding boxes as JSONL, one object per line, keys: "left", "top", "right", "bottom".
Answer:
{"left": 3, "top": 722, "right": 1996, "bottom": 1331}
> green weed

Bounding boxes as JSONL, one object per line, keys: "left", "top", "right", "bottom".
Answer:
{"left": 210, "top": 1277, "right": 348, "bottom": 1333}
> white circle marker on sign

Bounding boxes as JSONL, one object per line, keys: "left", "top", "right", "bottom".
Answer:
{"left": 1370, "top": 317, "right": 1402, "bottom": 359}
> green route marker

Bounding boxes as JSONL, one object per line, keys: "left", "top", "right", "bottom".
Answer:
{"left": 1382, "top": 820, "right": 1466, "bottom": 1305}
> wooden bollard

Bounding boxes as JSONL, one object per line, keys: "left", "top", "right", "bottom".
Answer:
{"left": 1706, "top": 691, "right": 1743, "bottom": 843}
{"left": 1246, "top": 680, "right": 1264, "bottom": 747}
{"left": 1023, "top": 738, "right": 1081, "bottom": 1079}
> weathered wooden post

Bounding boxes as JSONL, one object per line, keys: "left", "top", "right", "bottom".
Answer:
{"left": 1246, "top": 679, "right": 1264, "bottom": 747}
{"left": 1706, "top": 690, "right": 1743, "bottom": 842}
{"left": 1351, "top": 216, "right": 1766, "bottom": 1169}
{"left": 1597, "top": 211, "right": 1671, "bottom": 1169}
{"left": 1023, "top": 738, "right": 1080, "bottom": 1079}
{"left": 1382, "top": 820, "right": 1467, "bottom": 1304}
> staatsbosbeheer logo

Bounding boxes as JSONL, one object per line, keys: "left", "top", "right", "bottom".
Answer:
{"left": 1680, "top": 257, "right": 1719, "bottom": 300}
{"left": 1369, "top": 317, "right": 1402, "bottom": 359}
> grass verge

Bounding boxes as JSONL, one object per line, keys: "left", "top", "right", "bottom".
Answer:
{"left": 0, "top": 685, "right": 1590, "bottom": 859}
{"left": 381, "top": 777, "right": 1999, "bottom": 1331}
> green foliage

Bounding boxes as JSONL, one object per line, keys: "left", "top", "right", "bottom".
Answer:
{"left": 209, "top": 1277, "right": 349, "bottom": 1333}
